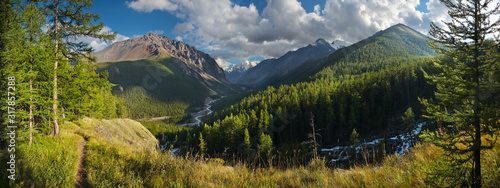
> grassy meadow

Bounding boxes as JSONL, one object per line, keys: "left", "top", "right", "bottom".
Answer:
{"left": 1, "top": 118, "right": 498, "bottom": 187}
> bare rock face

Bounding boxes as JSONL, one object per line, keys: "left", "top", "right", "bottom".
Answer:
{"left": 92, "top": 33, "right": 229, "bottom": 84}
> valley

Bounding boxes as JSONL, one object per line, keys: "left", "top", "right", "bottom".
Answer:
{"left": 177, "top": 97, "right": 220, "bottom": 126}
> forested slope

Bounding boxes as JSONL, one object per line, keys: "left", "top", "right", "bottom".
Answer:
{"left": 96, "top": 57, "right": 215, "bottom": 119}
{"left": 202, "top": 23, "right": 436, "bottom": 157}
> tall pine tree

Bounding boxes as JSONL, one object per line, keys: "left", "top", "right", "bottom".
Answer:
{"left": 421, "top": 0, "right": 500, "bottom": 187}
{"left": 43, "top": 0, "right": 115, "bottom": 135}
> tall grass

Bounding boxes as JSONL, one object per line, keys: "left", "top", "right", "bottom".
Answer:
{"left": 2, "top": 119, "right": 499, "bottom": 187}
{"left": 0, "top": 122, "right": 82, "bottom": 187}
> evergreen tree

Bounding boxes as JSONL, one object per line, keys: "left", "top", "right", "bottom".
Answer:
{"left": 198, "top": 133, "right": 207, "bottom": 158}
{"left": 259, "top": 133, "right": 273, "bottom": 155}
{"left": 421, "top": 0, "right": 500, "bottom": 187}
{"left": 402, "top": 107, "right": 416, "bottom": 143}
{"left": 0, "top": 0, "right": 16, "bottom": 148}
{"left": 243, "top": 128, "right": 251, "bottom": 155}
{"left": 43, "top": 0, "right": 116, "bottom": 135}
{"left": 349, "top": 129, "right": 360, "bottom": 145}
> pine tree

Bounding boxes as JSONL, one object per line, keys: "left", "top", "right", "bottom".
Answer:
{"left": 258, "top": 132, "right": 273, "bottom": 154}
{"left": 420, "top": 0, "right": 500, "bottom": 187}
{"left": 0, "top": 0, "right": 16, "bottom": 148}
{"left": 243, "top": 128, "right": 251, "bottom": 155}
{"left": 43, "top": 0, "right": 116, "bottom": 135}
{"left": 198, "top": 133, "right": 207, "bottom": 158}
{"left": 402, "top": 107, "right": 416, "bottom": 143}
{"left": 17, "top": 2, "right": 52, "bottom": 145}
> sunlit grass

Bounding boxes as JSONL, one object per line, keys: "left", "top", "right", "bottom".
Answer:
{"left": 3, "top": 119, "right": 499, "bottom": 187}
{"left": 8, "top": 122, "right": 82, "bottom": 187}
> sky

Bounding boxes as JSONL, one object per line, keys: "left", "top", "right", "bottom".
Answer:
{"left": 86, "top": 0, "right": 452, "bottom": 67}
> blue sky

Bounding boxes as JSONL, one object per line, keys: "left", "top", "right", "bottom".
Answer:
{"left": 87, "top": 0, "right": 448, "bottom": 67}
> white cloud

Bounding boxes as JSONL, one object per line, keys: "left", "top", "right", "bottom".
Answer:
{"left": 125, "top": 0, "right": 455, "bottom": 62}
{"left": 75, "top": 26, "right": 131, "bottom": 52}
{"left": 126, "top": 0, "right": 178, "bottom": 13}
{"left": 149, "top": 30, "right": 164, "bottom": 35}
{"left": 89, "top": 40, "right": 108, "bottom": 51}
{"left": 174, "top": 22, "right": 194, "bottom": 34}
{"left": 215, "top": 58, "right": 232, "bottom": 69}
{"left": 113, "top": 34, "right": 131, "bottom": 43}
{"left": 314, "top": 4, "right": 321, "bottom": 15}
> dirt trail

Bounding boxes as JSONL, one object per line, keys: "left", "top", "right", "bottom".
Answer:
{"left": 75, "top": 126, "right": 90, "bottom": 188}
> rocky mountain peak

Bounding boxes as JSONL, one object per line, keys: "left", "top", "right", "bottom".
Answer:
{"left": 312, "top": 38, "right": 328, "bottom": 46}
{"left": 92, "top": 33, "right": 229, "bottom": 84}
{"left": 308, "top": 38, "right": 334, "bottom": 52}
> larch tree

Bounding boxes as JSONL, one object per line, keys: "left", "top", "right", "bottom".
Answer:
{"left": 42, "top": 0, "right": 116, "bottom": 135}
{"left": 16, "top": 2, "right": 53, "bottom": 146}
{"left": 420, "top": 0, "right": 500, "bottom": 187}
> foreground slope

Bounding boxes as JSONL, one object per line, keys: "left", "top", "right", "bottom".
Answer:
{"left": 4, "top": 119, "right": 499, "bottom": 187}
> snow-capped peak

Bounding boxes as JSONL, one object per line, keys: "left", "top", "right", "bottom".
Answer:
{"left": 225, "top": 60, "right": 260, "bottom": 72}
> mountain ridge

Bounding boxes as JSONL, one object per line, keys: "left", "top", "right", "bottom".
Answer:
{"left": 92, "top": 32, "right": 229, "bottom": 84}
{"left": 230, "top": 38, "right": 336, "bottom": 87}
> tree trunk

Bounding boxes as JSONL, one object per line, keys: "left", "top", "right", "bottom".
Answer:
{"left": 53, "top": 0, "right": 60, "bottom": 135}
{"left": 29, "top": 74, "right": 33, "bottom": 145}
{"left": 473, "top": 1, "right": 481, "bottom": 187}
{"left": 29, "top": 17, "right": 33, "bottom": 146}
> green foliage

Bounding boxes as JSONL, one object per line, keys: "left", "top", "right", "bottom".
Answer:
{"left": 259, "top": 133, "right": 273, "bottom": 153}
{"left": 205, "top": 61, "right": 434, "bottom": 157}
{"left": 243, "top": 128, "right": 251, "bottom": 154}
{"left": 420, "top": 0, "right": 500, "bottom": 186}
{"left": 0, "top": 0, "right": 124, "bottom": 139}
{"left": 402, "top": 107, "right": 414, "bottom": 125}
{"left": 350, "top": 129, "right": 360, "bottom": 145}
{"left": 202, "top": 24, "right": 438, "bottom": 164}
{"left": 96, "top": 58, "right": 213, "bottom": 119}
{"left": 0, "top": 123, "right": 81, "bottom": 187}
{"left": 199, "top": 133, "right": 207, "bottom": 157}
{"left": 3, "top": 117, "right": 499, "bottom": 187}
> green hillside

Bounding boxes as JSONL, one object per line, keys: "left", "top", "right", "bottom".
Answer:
{"left": 96, "top": 57, "right": 215, "bottom": 119}
{"left": 273, "top": 24, "right": 435, "bottom": 87}
{"left": 203, "top": 24, "right": 436, "bottom": 158}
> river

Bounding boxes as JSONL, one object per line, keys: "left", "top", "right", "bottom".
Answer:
{"left": 176, "top": 97, "right": 219, "bottom": 126}
{"left": 321, "top": 122, "right": 427, "bottom": 162}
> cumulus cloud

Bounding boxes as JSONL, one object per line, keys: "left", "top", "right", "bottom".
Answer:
{"left": 215, "top": 58, "right": 232, "bottom": 69}
{"left": 126, "top": 0, "right": 450, "bottom": 62}
{"left": 174, "top": 23, "right": 194, "bottom": 34}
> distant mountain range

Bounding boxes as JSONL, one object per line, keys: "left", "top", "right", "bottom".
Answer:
{"left": 91, "top": 23, "right": 432, "bottom": 119}
{"left": 223, "top": 60, "right": 260, "bottom": 82}
{"left": 228, "top": 38, "right": 343, "bottom": 88}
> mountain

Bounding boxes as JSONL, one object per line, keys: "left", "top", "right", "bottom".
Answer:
{"left": 301, "top": 23, "right": 435, "bottom": 81}
{"left": 225, "top": 60, "right": 260, "bottom": 73}
{"left": 92, "top": 32, "right": 229, "bottom": 85}
{"left": 207, "top": 23, "right": 436, "bottom": 153}
{"left": 224, "top": 60, "right": 260, "bottom": 83}
{"left": 231, "top": 38, "right": 335, "bottom": 88}
{"left": 93, "top": 33, "right": 241, "bottom": 119}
